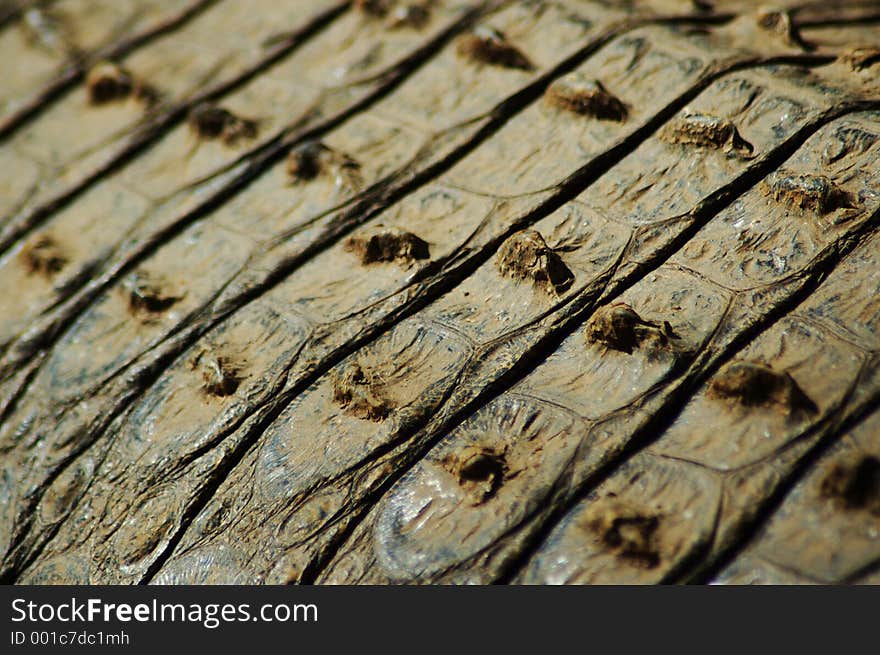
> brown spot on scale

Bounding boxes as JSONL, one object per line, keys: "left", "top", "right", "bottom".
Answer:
{"left": 586, "top": 303, "right": 678, "bottom": 356}
{"left": 755, "top": 7, "right": 812, "bottom": 51}
{"left": 659, "top": 111, "right": 754, "bottom": 157}
{"left": 332, "top": 361, "right": 394, "bottom": 422}
{"left": 496, "top": 229, "right": 574, "bottom": 296}
{"left": 456, "top": 27, "right": 533, "bottom": 71}
{"left": 286, "top": 141, "right": 362, "bottom": 192}
{"left": 386, "top": 3, "right": 431, "bottom": 29}
{"left": 441, "top": 446, "right": 508, "bottom": 505}
{"left": 581, "top": 500, "right": 661, "bottom": 568}
{"left": 819, "top": 455, "right": 880, "bottom": 516}
{"left": 192, "top": 352, "right": 243, "bottom": 397}
{"left": 354, "top": 0, "right": 393, "bottom": 17}
{"left": 708, "top": 360, "right": 817, "bottom": 416}
{"left": 20, "top": 235, "right": 66, "bottom": 277}
{"left": 766, "top": 172, "right": 853, "bottom": 214}
{"left": 344, "top": 227, "right": 430, "bottom": 267}
{"left": 839, "top": 46, "right": 880, "bottom": 71}
{"left": 86, "top": 62, "right": 132, "bottom": 104}
{"left": 357, "top": 1, "right": 432, "bottom": 29}
{"left": 286, "top": 141, "right": 327, "bottom": 182}
{"left": 286, "top": 142, "right": 326, "bottom": 182}
{"left": 123, "top": 272, "right": 182, "bottom": 316}
{"left": 545, "top": 76, "right": 627, "bottom": 122}
{"left": 188, "top": 103, "right": 257, "bottom": 146}
{"left": 86, "top": 61, "right": 157, "bottom": 106}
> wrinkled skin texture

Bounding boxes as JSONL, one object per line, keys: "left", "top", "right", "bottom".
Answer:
{"left": 2, "top": 0, "right": 880, "bottom": 585}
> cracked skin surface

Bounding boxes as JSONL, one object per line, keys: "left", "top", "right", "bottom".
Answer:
{"left": 2, "top": 0, "right": 880, "bottom": 585}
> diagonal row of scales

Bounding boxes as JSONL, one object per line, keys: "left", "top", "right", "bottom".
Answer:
{"left": 313, "top": 114, "right": 880, "bottom": 584}
{"left": 510, "top": 209, "right": 880, "bottom": 585}
{"left": 0, "top": 3, "right": 704, "bottom": 580}
{"left": 0, "top": 2, "right": 876, "bottom": 582}
{"left": 2, "top": 0, "right": 614, "bottom": 577}
{"left": 0, "top": 0, "right": 475, "bottom": 337}
{"left": 1, "top": 0, "right": 316, "bottom": 221}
